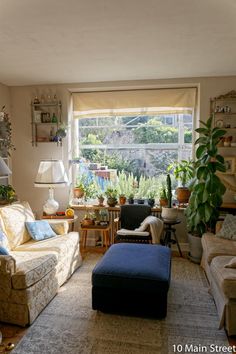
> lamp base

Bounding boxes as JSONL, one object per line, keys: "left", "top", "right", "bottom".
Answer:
{"left": 43, "top": 188, "right": 59, "bottom": 215}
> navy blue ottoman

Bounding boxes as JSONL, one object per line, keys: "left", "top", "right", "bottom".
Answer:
{"left": 92, "top": 243, "right": 171, "bottom": 318}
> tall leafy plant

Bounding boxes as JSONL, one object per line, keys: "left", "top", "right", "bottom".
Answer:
{"left": 186, "top": 116, "right": 226, "bottom": 236}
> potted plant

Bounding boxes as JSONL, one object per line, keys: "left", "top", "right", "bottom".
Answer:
{"left": 159, "top": 184, "right": 168, "bottom": 207}
{"left": 119, "top": 194, "right": 127, "bottom": 205}
{"left": 185, "top": 116, "right": 226, "bottom": 263}
{"left": 0, "top": 185, "right": 17, "bottom": 205}
{"left": 161, "top": 174, "right": 178, "bottom": 221}
{"left": 168, "top": 159, "right": 194, "bottom": 205}
{"left": 81, "top": 212, "right": 95, "bottom": 226}
{"left": 128, "top": 193, "right": 134, "bottom": 204}
{"left": 97, "top": 193, "right": 105, "bottom": 206}
{"left": 147, "top": 191, "right": 156, "bottom": 207}
{"left": 105, "top": 188, "right": 118, "bottom": 207}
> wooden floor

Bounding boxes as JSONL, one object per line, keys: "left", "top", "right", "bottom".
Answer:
{"left": 0, "top": 246, "right": 235, "bottom": 352}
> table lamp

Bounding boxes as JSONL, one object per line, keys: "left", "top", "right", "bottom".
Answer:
{"left": 34, "top": 159, "right": 68, "bottom": 215}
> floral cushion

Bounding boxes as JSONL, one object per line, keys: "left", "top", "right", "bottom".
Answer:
{"left": 216, "top": 214, "right": 236, "bottom": 240}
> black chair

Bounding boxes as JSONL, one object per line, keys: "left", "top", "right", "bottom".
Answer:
{"left": 114, "top": 204, "right": 152, "bottom": 244}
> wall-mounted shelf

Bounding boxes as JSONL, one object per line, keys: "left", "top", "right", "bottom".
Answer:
{"left": 31, "top": 100, "right": 62, "bottom": 147}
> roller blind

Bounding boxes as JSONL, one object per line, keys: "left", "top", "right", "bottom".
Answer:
{"left": 73, "top": 87, "right": 197, "bottom": 118}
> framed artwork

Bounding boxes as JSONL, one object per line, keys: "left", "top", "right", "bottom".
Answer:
{"left": 224, "top": 157, "right": 235, "bottom": 173}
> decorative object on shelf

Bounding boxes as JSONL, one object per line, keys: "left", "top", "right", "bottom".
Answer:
{"left": 161, "top": 174, "right": 178, "bottom": 221}
{"left": 147, "top": 191, "right": 155, "bottom": 207}
{"left": 31, "top": 98, "right": 62, "bottom": 146}
{"left": 0, "top": 106, "right": 16, "bottom": 156}
{"left": 97, "top": 194, "right": 105, "bottom": 206}
{"left": 128, "top": 193, "right": 134, "bottom": 204}
{"left": 216, "top": 119, "right": 224, "bottom": 128}
{"left": 34, "top": 159, "right": 68, "bottom": 215}
{"left": 119, "top": 194, "right": 126, "bottom": 205}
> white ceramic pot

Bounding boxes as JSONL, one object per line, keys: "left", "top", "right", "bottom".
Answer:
{"left": 161, "top": 207, "right": 178, "bottom": 221}
{"left": 188, "top": 233, "right": 203, "bottom": 264}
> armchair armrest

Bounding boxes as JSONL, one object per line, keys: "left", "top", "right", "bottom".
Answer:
{"left": 114, "top": 217, "right": 120, "bottom": 223}
{"left": 0, "top": 255, "right": 16, "bottom": 275}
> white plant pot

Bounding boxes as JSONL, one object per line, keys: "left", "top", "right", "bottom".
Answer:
{"left": 188, "top": 233, "right": 203, "bottom": 264}
{"left": 161, "top": 207, "right": 178, "bottom": 221}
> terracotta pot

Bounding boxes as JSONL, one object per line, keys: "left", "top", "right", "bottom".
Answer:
{"left": 176, "top": 187, "right": 191, "bottom": 205}
{"left": 107, "top": 197, "right": 117, "bottom": 207}
{"left": 81, "top": 219, "right": 94, "bottom": 227}
{"left": 98, "top": 197, "right": 104, "bottom": 206}
{"left": 159, "top": 198, "right": 168, "bottom": 207}
{"left": 119, "top": 196, "right": 127, "bottom": 205}
{"left": 74, "top": 188, "right": 84, "bottom": 198}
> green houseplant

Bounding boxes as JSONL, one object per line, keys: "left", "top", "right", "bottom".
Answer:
{"left": 186, "top": 116, "right": 226, "bottom": 263}
{"left": 168, "top": 159, "right": 194, "bottom": 204}
{"left": 105, "top": 187, "right": 118, "bottom": 207}
{"left": 161, "top": 174, "right": 178, "bottom": 220}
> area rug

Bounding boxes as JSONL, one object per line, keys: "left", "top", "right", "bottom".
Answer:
{"left": 13, "top": 254, "right": 228, "bottom": 354}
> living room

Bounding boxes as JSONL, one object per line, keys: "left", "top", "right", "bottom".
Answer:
{"left": 0, "top": 0, "right": 236, "bottom": 353}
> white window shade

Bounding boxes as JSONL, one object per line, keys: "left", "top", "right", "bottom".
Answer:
{"left": 73, "top": 88, "right": 197, "bottom": 118}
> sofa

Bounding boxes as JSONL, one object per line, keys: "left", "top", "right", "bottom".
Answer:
{"left": 201, "top": 221, "right": 236, "bottom": 336}
{"left": 0, "top": 201, "right": 82, "bottom": 326}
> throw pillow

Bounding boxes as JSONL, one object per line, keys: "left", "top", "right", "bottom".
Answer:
{"left": 216, "top": 214, "right": 236, "bottom": 240}
{"left": 0, "top": 229, "right": 9, "bottom": 251}
{"left": 0, "top": 246, "right": 9, "bottom": 255}
{"left": 25, "top": 221, "right": 56, "bottom": 241}
{"left": 225, "top": 257, "right": 236, "bottom": 269}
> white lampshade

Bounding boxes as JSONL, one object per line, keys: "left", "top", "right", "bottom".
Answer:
{"left": 0, "top": 157, "right": 12, "bottom": 176}
{"left": 34, "top": 160, "right": 68, "bottom": 215}
{"left": 34, "top": 159, "right": 68, "bottom": 187}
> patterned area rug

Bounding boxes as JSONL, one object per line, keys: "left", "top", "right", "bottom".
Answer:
{"left": 13, "top": 254, "right": 228, "bottom": 354}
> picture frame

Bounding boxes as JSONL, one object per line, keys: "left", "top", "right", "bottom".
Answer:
{"left": 224, "top": 157, "right": 235, "bottom": 174}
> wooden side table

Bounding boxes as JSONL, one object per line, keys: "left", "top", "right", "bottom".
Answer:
{"left": 79, "top": 223, "right": 110, "bottom": 249}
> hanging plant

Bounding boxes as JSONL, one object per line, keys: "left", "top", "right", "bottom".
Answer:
{"left": 0, "top": 106, "right": 16, "bottom": 156}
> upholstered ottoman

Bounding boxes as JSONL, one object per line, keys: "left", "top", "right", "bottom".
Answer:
{"left": 92, "top": 243, "right": 171, "bottom": 317}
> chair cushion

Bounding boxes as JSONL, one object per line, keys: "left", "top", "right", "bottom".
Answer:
{"left": 117, "top": 229, "right": 150, "bottom": 237}
{"left": 0, "top": 202, "right": 35, "bottom": 250}
{"left": 25, "top": 221, "right": 56, "bottom": 241}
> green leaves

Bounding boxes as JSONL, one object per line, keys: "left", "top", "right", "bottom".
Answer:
{"left": 186, "top": 116, "right": 226, "bottom": 236}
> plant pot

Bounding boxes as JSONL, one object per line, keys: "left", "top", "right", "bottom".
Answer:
{"left": 107, "top": 197, "right": 117, "bottom": 207}
{"left": 81, "top": 219, "right": 94, "bottom": 227}
{"left": 137, "top": 198, "right": 145, "bottom": 204}
{"left": 128, "top": 198, "right": 134, "bottom": 204}
{"left": 74, "top": 188, "right": 84, "bottom": 199}
{"left": 147, "top": 198, "right": 155, "bottom": 207}
{"left": 159, "top": 198, "right": 168, "bottom": 207}
{"left": 119, "top": 196, "right": 127, "bottom": 205}
{"left": 188, "top": 233, "right": 203, "bottom": 264}
{"left": 98, "top": 197, "right": 104, "bottom": 206}
{"left": 161, "top": 207, "right": 178, "bottom": 221}
{"left": 176, "top": 187, "right": 191, "bottom": 205}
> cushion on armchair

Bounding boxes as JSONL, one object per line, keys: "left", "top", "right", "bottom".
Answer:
{"left": 216, "top": 214, "right": 236, "bottom": 240}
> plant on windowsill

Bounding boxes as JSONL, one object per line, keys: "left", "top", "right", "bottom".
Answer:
{"left": 161, "top": 174, "right": 178, "bottom": 221}
{"left": 147, "top": 191, "right": 156, "bottom": 207}
{"left": 185, "top": 116, "right": 226, "bottom": 263}
{"left": 167, "top": 159, "right": 194, "bottom": 205}
{"left": 119, "top": 194, "right": 127, "bottom": 205}
{"left": 159, "top": 183, "right": 168, "bottom": 207}
{"left": 105, "top": 187, "right": 118, "bottom": 207}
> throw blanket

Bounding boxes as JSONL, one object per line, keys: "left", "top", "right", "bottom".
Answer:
{"left": 135, "top": 216, "right": 163, "bottom": 244}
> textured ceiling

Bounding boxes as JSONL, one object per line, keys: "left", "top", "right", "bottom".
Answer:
{"left": 0, "top": 0, "right": 236, "bottom": 86}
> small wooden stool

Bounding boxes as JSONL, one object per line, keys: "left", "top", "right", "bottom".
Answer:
{"left": 80, "top": 223, "right": 110, "bottom": 249}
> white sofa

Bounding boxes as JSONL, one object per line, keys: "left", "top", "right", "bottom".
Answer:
{"left": 0, "top": 202, "right": 82, "bottom": 326}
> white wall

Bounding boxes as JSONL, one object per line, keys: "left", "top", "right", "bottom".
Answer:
{"left": 8, "top": 76, "right": 236, "bottom": 215}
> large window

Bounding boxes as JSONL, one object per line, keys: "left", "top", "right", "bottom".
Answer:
{"left": 72, "top": 88, "right": 196, "bottom": 198}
